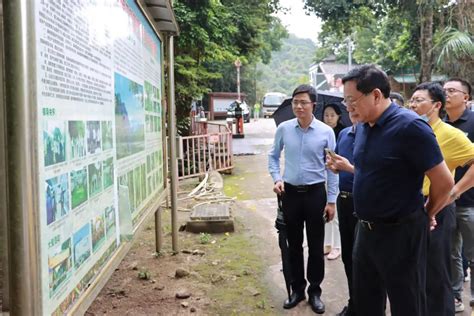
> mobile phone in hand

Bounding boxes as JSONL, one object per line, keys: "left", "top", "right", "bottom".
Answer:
{"left": 323, "top": 212, "right": 328, "bottom": 222}
{"left": 325, "top": 148, "right": 336, "bottom": 158}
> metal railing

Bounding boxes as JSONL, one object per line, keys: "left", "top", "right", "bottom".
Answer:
{"left": 178, "top": 121, "right": 233, "bottom": 179}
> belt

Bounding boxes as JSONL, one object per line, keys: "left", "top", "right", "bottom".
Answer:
{"left": 358, "top": 210, "right": 423, "bottom": 231}
{"left": 285, "top": 182, "right": 324, "bottom": 193}
{"left": 339, "top": 191, "right": 353, "bottom": 198}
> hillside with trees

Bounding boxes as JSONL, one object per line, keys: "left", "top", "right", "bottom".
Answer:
{"left": 304, "top": 0, "right": 474, "bottom": 83}
{"left": 256, "top": 34, "right": 316, "bottom": 97}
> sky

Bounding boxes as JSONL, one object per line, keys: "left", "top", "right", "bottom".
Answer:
{"left": 274, "top": 0, "right": 322, "bottom": 44}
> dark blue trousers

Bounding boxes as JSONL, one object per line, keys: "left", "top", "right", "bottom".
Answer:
{"left": 426, "top": 203, "right": 456, "bottom": 315}
{"left": 353, "top": 210, "right": 429, "bottom": 316}
{"left": 337, "top": 194, "right": 358, "bottom": 312}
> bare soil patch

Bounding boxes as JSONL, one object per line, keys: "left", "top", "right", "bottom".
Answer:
{"left": 86, "top": 178, "right": 277, "bottom": 315}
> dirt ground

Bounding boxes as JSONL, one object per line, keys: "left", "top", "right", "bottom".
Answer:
{"left": 85, "top": 152, "right": 350, "bottom": 316}
{"left": 86, "top": 170, "right": 279, "bottom": 316}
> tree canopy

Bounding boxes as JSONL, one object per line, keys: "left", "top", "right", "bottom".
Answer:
{"left": 305, "top": 0, "right": 474, "bottom": 84}
{"left": 256, "top": 34, "right": 316, "bottom": 96}
{"left": 172, "top": 0, "right": 287, "bottom": 134}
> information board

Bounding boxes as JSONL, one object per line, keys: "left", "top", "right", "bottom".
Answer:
{"left": 35, "top": 1, "right": 165, "bottom": 314}
{"left": 213, "top": 98, "right": 234, "bottom": 113}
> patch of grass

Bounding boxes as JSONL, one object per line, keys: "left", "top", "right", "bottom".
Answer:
{"left": 256, "top": 299, "right": 266, "bottom": 310}
{"left": 223, "top": 169, "right": 272, "bottom": 201}
{"left": 153, "top": 251, "right": 163, "bottom": 258}
{"left": 192, "top": 231, "right": 273, "bottom": 315}
{"left": 199, "top": 233, "right": 211, "bottom": 244}
{"left": 137, "top": 269, "right": 151, "bottom": 280}
{"left": 163, "top": 223, "right": 171, "bottom": 235}
{"left": 223, "top": 174, "right": 251, "bottom": 201}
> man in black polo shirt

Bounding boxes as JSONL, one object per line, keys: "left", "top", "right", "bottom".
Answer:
{"left": 342, "top": 64, "right": 454, "bottom": 316}
{"left": 443, "top": 78, "right": 474, "bottom": 311}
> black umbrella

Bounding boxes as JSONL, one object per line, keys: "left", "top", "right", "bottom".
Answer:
{"left": 272, "top": 98, "right": 293, "bottom": 127}
{"left": 272, "top": 90, "right": 350, "bottom": 127}
{"left": 275, "top": 195, "right": 293, "bottom": 300}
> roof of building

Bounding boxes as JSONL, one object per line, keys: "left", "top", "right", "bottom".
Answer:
{"left": 319, "top": 62, "right": 351, "bottom": 76}
{"left": 392, "top": 74, "right": 447, "bottom": 84}
{"left": 144, "top": 0, "right": 180, "bottom": 36}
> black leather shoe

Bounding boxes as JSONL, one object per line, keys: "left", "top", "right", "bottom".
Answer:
{"left": 308, "top": 295, "right": 325, "bottom": 314}
{"left": 283, "top": 292, "right": 305, "bottom": 309}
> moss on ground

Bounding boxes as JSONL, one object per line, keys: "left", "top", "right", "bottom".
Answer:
{"left": 223, "top": 174, "right": 251, "bottom": 200}
{"left": 154, "top": 210, "right": 275, "bottom": 314}
{"left": 192, "top": 220, "right": 274, "bottom": 315}
{"left": 119, "top": 175, "right": 275, "bottom": 314}
{"left": 223, "top": 171, "right": 268, "bottom": 201}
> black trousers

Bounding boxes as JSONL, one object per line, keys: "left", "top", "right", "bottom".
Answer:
{"left": 353, "top": 209, "right": 429, "bottom": 316}
{"left": 426, "top": 203, "right": 456, "bottom": 316}
{"left": 337, "top": 194, "right": 358, "bottom": 311}
{"left": 282, "top": 182, "right": 327, "bottom": 296}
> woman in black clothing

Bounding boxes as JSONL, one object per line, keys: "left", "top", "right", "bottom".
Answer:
{"left": 323, "top": 103, "right": 345, "bottom": 138}
{"left": 322, "top": 103, "right": 344, "bottom": 261}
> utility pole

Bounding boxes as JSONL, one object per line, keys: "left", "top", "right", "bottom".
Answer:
{"left": 167, "top": 35, "right": 179, "bottom": 252}
{"left": 254, "top": 63, "right": 257, "bottom": 106}
{"left": 234, "top": 58, "right": 241, "bottom": 101}
{"left": 347, "top": 36, "right": 353, "bottom": 71}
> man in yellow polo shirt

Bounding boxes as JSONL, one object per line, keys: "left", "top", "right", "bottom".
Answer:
{"left": 410, "top": 82, "right": 474, "bottom": 315}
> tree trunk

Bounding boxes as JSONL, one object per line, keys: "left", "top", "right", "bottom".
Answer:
{"left": 419, "top": 3, "right": 433, "bottom": 83}
{"left": 454, "top": 0, "right": 473, "bottom": 32}
{"left": 455, "top": 0, "right": 474, "bottom": 84}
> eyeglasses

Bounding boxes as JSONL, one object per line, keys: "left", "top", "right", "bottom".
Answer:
{"left": 291, "top": 100, "right": 313, "bottom": 107}
{"left": 342, "top": 93, "right": 365, "bottom": 107}
{"left": 408, "top": 98, "right": 435, "bottom": 105}
{"left": 443, "top": 87, "right": 468, "bottom": 95}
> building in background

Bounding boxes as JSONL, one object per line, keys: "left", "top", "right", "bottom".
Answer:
{"left": 309, "top": 56, "right": 350, "bottom": 92}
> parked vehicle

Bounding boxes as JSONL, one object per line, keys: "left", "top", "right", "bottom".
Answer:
{"left": 227, "top": 100, "right": 250, "bottom": 123}
{"left": 262, "top": 92, "right": 287, "bottom": 118}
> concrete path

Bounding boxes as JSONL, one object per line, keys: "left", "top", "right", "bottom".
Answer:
{"left": 227, "top": 118, "right": 351, "bottom": 315}
{"left": 226, "top": 117, "right": 473, "bottom": 315}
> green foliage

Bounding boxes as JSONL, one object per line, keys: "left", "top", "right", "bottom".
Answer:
{"left": 433, "top": 26, "right": 474, "bottom": 81}
{"left": 153, "top": 251, "right": 163, "bottom": 258}
{"left": 309, "top": 3, "right": 419, "bottom": 74}
{"left": 137, "top": 269, "right": 151, "bottom": 280}
{"left": 306, "top": 0, "right": 473, "bottom": 83}
{"left": 256, "top": 299, "right": 266, "bottom": 309}
{"left": 257, "top": 35, "right": 316, "bottom": 96}
{"left": 199, "top": 233, "right": 212, "bottom": 244}
{"left": 353, "top": 9, "right": 418, "bottom": 71}
{"left": 304, "top": 0, "right": 366, "bottom": 32}
{"left": 173, "top": 0, "right": 288, "bottom": 135}
{"left": 434, "top": 27, "right": 474, "bottom": 64}
{"left": 259, "top": 18, "right": 289, "bottom": 64}
{"left": 303, "top": 2, "right": 429, "bottom": 78}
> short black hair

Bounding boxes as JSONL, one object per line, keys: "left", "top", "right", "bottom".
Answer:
{"left": 292, "top": 84, "right": 317, "bottom": 103}
{"left": 445, "top": 77, "right": 472, "bottom": 100}
{"left": 414, "top": 82, "right": 446, "bottom": 118}
{"left": 342, "top": 64, "right": 391, "bottom": 98}
{"left": 323, "top": 103, "right": 342, "bottom": 115}
{"left": 390, "top": 92, "right": 404, "bottom": 106}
